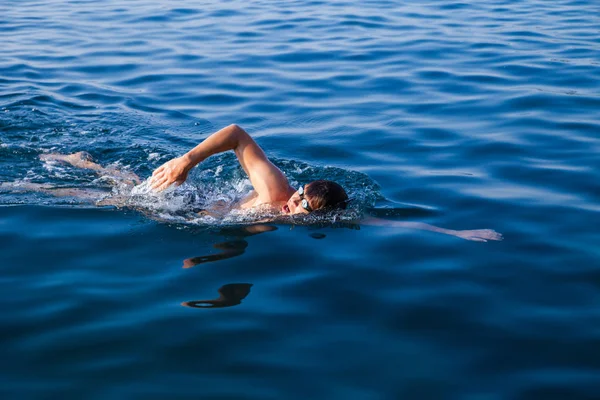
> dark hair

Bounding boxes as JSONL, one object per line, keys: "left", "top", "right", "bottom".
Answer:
{"left": 305, "top": 180, "right": 348, "bottom": 211}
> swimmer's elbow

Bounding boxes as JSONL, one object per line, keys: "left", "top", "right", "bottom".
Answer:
{"left": 224, "top": 124, "right": 245, "bottom": 144}
{"left": 229, "top": 124, "right": 257, "bottom": 150}
{"left": 228, "top": 124, "right": 247, "bottom": 137}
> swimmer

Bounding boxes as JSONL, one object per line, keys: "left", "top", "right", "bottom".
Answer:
{"left": 150, "top": 124, "right": 502, "bottom": 242}
{"left": 150, "top": 124, "right": 348, "bottom": 215}
{"left": 4, "top": 124, "right": 502, "bottom": 242}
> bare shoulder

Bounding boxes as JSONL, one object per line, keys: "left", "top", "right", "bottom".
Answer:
{"left": 232, "top": 125, "right": 292, "bottom": 203}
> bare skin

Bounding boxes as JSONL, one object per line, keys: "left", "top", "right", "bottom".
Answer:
{"left": 40, "top": 152, "right": 141, "bottom": 187}
{"left": 0, "top": 181, "right": 108, "bottom": 201}
{"left": 0, "top": 151, "right": 138, "bottom": 206}
{"left": 149, "top": 124, "right": 306, "bottom": 215}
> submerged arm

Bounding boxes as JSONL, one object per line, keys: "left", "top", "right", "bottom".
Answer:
{"left": 362, "top": 217, "right": 502, "bottom": 242}
{"left": 150, "top": 124, "right": 290, "bottom": 201}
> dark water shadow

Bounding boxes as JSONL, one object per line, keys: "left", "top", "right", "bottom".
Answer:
{"left": 366, "top": 204, "right": 439, "bottom": 219}
{"left": 182, "top": 239, "right": 249, "bottom": 268}
{"left": 182, "top": 224, "right": 278, "bottom": 269}
{"left": 182, "top": 283, "right": 253, "bottom": 309}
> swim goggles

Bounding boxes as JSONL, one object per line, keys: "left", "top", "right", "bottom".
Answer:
{"left": 298, "top": 185, "right": 313, "bottom": 212}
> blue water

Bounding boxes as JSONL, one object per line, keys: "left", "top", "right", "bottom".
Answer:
{"left": 2, "top": 0, "right": 600, "bottom": 398}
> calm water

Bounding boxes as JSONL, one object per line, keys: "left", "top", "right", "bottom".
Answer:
{"left": 1, "top": 0, "right": 600, "bottom": 398}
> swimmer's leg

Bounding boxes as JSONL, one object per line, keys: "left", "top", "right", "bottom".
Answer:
{"left": 45, "top": 188, "right": 109, "bottom": 201}
{"left": 0, "top": 181, "right": 108, "bottom": 202}
{"left": 40, "top": 151, "right": 103, "bottom": 171}
{"left": 40, "top": 152, "right": 141, "bottom": 186}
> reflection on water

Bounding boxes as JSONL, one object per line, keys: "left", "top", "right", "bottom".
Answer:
{"left": 180, "top": 224, "right": 279, "bottom": 308}
{"left": 183, "top": 240, "right": 249, "bottom": 268}
{"left": 182, "top": 283, "right": 253, "bottom": 309}
{"left": 182, "top": 224, "right": 277, "bottom": 269}
{"left": 179, "top": 222, "right": 367, "bottom": 309}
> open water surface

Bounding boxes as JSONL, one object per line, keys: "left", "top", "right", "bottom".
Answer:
{"left": 1, "top": 0, "right": 600, "bottom": 398}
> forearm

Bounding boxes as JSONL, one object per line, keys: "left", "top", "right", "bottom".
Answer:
{"left": 150, "top": 123, "right": 284, "bottom": 193}
{"left": 149, "top": 124, "right": 260, "bottom": 191}
{"left": 362, "top": 217, "right": 455, "bottom": 235}
{"left": 361, "top": 216, "right": 502, "bottom": 242}
{"left": 182, "top": 124, "right": 246, "bottom": 167}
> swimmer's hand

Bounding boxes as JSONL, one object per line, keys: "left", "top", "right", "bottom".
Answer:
{"left": 452, "top": 229, "right": 503, "bottom": 242}
{"left": 150, "top": 156, "right": 192, "bottom": 191}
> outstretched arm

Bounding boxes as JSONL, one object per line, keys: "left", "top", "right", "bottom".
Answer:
{"left": 149, "top": 125, "right": 291, "bottom": 201}
{"left": 362, "top": 217, "right": 502, "bottom": 242}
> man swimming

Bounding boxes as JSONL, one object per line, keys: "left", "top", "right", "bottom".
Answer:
{"left": 148, "top": 124, "right": 501, "bottom": 241}
{"left": 149, "top": 124, "right": 348, "bottom": 215}
{"left": 2, "top": 124, "right": 502, "bottom": 241}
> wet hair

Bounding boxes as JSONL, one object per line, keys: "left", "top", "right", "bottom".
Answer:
{"left": 305, "top": 180, "right": 348, "bottom": 211}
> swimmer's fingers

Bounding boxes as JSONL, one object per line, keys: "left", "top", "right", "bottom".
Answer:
{"left": 149, "top": 165, "right": 165, "bottom": 186}
{"left": 151, "top": 174, "right": 187, "bottom": 191}
{"left": 150, "top": 156, "right": 191, "bottom": 191}
{"left": 149, "top": 175, "right": 165, "bottom": 190}
{"left": 152, "top": 164, "right": 165, "bottom": 177}
{"left": 150, "top": 170, "right": 164, "bottom": 182}
{"left": 154, "top": 177, "right": 187, "bottom": 192}
{"left": 154, "top": 179, "right": 172, "bottom": 192}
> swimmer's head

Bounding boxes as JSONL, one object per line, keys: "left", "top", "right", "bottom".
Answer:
{"left": 282, "top": 180, "right": 348, "bottom": 215}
